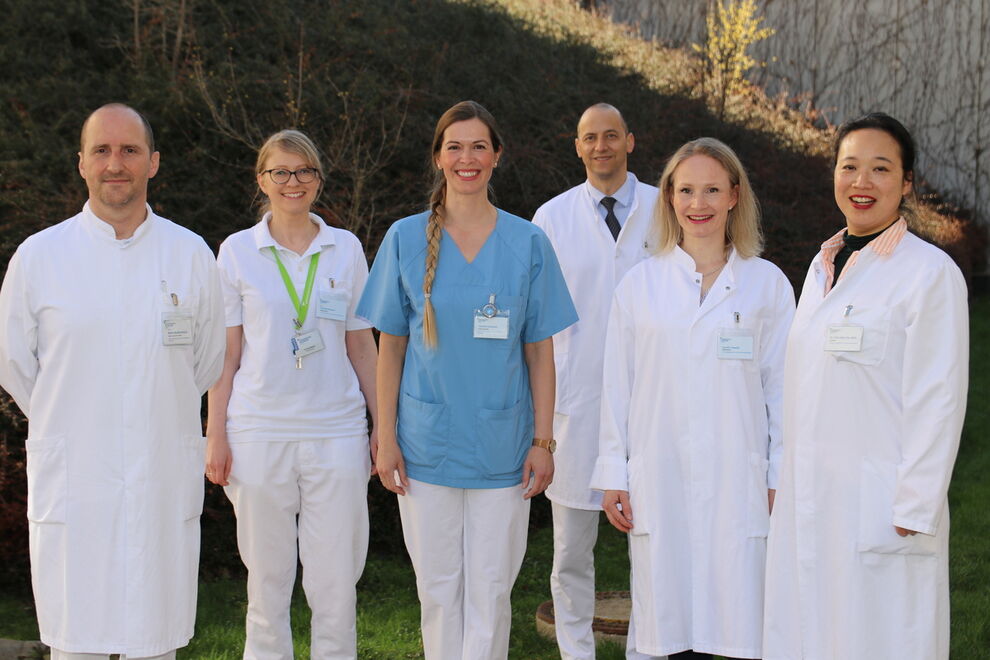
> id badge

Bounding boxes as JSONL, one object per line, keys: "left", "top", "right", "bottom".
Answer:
{"left": 162, "top": 311, "right": 193, "bottom": 346}
{"left": 316, "top": 289, "right": 348, "bottom": 321}
{"left": 291, "top": 329, "right": 325, "bottom": 358}
{"left": 473, "top": 310, "right": 510, "bottom": 339}
{"left": 824, "top": 324, "right": 864, "bottom": 352}
{"left": 716, "top": 327, "right": 754, "bottom": 360}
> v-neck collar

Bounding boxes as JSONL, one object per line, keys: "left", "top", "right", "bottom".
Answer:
{"left": 442, "top": 210, "right": 500, "bottom": 265}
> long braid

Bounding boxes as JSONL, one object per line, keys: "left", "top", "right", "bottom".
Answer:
{"left": 422, "top": 186, "right": 445, "bottom": 349}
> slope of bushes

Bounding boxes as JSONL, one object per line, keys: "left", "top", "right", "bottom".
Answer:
{"left": 0, "top": 0, "right": 983, "bottom": 584}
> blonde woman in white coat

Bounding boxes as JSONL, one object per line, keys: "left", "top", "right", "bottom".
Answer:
{"left": 763, "top": 113, "right": 968, "bottom": 660}
{"left": 591, "top": 138, "right": 794, "bottom": 659}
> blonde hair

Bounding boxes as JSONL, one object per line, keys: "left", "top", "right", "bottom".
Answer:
{"left": 421, "top": 101, "right": 504, "bottom": 349}
{"left": 654, "top": 137, "right": 763, "bottom": 258}
{"left": 254, "top": 129, "right": 325, "bottom": 220}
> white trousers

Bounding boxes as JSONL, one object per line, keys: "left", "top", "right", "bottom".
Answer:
{"left": 50, "top": 651, "right": 175, "bottom": 660}
{"left": 550, "top": 502, "right": 662, "bottom": 660}
{"left": 225, "top": 436, "right": 370, "bottom": 660}
{"left": 398, "top": 479, "right": 530, "bottom": 660}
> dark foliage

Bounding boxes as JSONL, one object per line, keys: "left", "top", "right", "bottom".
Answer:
{"left": 0, "top": 0, "right": 983, "bottom": 585}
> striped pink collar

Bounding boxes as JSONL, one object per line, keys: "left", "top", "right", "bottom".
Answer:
{"left": 820, "top": 217, "right": 907, "bottom": 294}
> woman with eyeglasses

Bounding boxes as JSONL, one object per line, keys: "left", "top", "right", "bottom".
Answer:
{"left": 205, "top": 129, "right": 378, "bottom": 659}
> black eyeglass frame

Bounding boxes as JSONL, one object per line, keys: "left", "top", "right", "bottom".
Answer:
{"left": 262, "top": 167, "right": 320, "bottom": 184}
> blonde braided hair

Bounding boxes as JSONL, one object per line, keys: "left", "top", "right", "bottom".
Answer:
{"left": 421, "top": 100, "right": 504, "bottom": 349}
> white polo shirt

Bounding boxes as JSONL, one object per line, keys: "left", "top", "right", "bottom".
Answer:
{"left": 218, "top": 212, "right": 371, "bottom": 442}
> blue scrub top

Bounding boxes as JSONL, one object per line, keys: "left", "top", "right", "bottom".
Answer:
{"left": 357, "top": 209, "right": 578, "bottom": 488}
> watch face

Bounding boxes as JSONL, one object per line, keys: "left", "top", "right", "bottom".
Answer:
{"left": 549, "top": 439, "right": 557, "bottom": 453}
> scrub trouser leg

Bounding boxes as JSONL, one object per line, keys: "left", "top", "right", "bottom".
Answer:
{"left": 51, "top": 651, "right": 176, "bottom": 660}
{"left": 298, "top": 436, "right": 370, "bottom": 660}
{"left": 227, "top": 437, "right": 370, "bottom": 660}
{"left": 550, "top": 502, "right": 600, "bottom": 660}
{"left": 398, "top": 479, "right": 530, "bottom": 660}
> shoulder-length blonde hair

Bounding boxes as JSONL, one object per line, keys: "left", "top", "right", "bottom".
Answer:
{"left": 254, "top": 129, "right": 325, "bottom": 221}
{"left": 421, "top": 100, "right": 504, "bottom": 349}
{"left": 654, "top": 137, "right": 763, "bottom": 258}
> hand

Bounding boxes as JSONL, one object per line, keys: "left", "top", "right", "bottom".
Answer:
{"left": 768, "top": 488, "right": 776, "bottom": 514}
{"left": 895, "top": 525, "right": 918, "bottom": 537}
{"left": 205, "top": 432, "right": 232, "bottom": 486}
{"left": 376, "top": 436, "right": 408, "bottom": 495}
{"left": 603, "top": 489, "right": 633, "bottom": 533}
{"left": 522, "top": 446, "right": 553, "bottom": 499}
{"left": 369, "top": 427, "right": 379, "bottom": 477}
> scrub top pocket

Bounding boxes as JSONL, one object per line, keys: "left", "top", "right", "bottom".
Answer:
{"left": 398, "top": 393, "right": 450, "bottom": 470}
{"left": 475, "top": 397, "right": 532, "bottom": 479}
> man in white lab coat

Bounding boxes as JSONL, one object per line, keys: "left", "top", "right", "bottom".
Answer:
{"left": 0, "top": 103, "right": 225, "bottom": 660}
{"left": 533, "top": 103, "right": 659, "bottom": 660}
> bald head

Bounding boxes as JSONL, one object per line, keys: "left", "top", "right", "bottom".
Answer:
{"left": 577, "top": 103, "right": 629, "bottom": 136}
{"left": 575, "top": 103, "right": 634, "bottom": 193}
{"left": 80, "top": 103, "right": 155, "bottom": 154}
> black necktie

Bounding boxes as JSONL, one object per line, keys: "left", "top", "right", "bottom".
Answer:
{"left": 601, "top": 196, "right": 620, "bottom": 241}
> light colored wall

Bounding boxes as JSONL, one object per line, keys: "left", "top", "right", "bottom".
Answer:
{"left": 604, "top": 0, "right": 990, "bottom": 233}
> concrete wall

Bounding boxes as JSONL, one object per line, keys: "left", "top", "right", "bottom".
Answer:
{"left": 602, "top": 0, "right": 990, "bottom": 231}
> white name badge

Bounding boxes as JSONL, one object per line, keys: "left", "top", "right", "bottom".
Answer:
{"left": 717, "top": 329, "right": 755, "bottom": 360}
{"left": 291, "top": 329, "right": 325, "bottom": 358}
{"left": 824, "top": 324, "right": 864, "bottom": 352}
{"left": 473, "top": 310, "right": 510, "bottom": 340}
{"left": 162, "top": 311, "right": 193, "bottom": 346}
{"left": 317, "top": 289, "right": 348, "bottom": 321}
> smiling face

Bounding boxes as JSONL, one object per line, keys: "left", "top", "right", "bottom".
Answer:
{"left": 78, "top": 106, "right": 159, "bottom": 219}
{"left": 670, "top": 154, "right": 738, "bottom": 246}
{"left": 574, "top": 106, "right": 634, "bottom": 192}
{"left": 834, "top": 128, "right": 913, "bottom": 236}
{"left": 435, "top": 117, "right": 501, "bottom": 198}
{"left": 257, "top": 146, "right": 321, "bottom": 219}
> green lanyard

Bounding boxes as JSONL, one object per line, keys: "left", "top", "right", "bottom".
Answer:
{"left": 270, "top": 247, "right": 320, "bottom": 330}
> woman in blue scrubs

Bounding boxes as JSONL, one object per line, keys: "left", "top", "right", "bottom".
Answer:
{"left": 357, "top": 100, "right": 577, "bottom": 660}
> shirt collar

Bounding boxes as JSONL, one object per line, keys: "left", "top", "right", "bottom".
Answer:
{"left": 584, "top": 172, "right": 636, "bottom": 209}
{"left": 819, "top": 216, "right": 907, "bottom": 263}
{"left": 253, "top": 212, "right": 335, "bottom": 257}
{"left": 81, "top": 201, "right": 156, "bottom": 247}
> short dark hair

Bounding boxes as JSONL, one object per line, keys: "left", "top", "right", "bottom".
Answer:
{"left": 80, "top": 103, "right": 156, "bottom": 153}
{"left": 832, "top": 112, "right": 914, "bottom": 181}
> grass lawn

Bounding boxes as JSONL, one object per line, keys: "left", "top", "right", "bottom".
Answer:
{"left": 1, "top": 298, "right": 988, "bottom": 657}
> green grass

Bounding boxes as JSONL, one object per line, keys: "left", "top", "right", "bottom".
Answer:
{"left": 2, "top": 299, "right": 988, "bottom": 657}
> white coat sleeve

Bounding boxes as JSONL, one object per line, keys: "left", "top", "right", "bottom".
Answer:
{"left": 589, "top": 289, "right": 635, "bottom": 491}
{"left": 761, "top": 271, "right": 796, "bottom": 489}
{"left": 193, "top": 245, "right": 226, "bottom": 394}
{"left": 0, "top": 248, "right": 39, "bottom": 417}
{"left": 892, "top": 259, "right": 968, "bottom": 535}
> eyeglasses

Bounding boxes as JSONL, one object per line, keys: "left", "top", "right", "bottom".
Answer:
{"left": 262, "top": 167, "right": 320, "bottom": 184}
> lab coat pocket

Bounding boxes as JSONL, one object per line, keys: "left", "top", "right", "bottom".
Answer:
{"left": 626, "top": 459, "right": 651, "bottom": 537}
{"left": 746, "top": 452, "right": 771, "bottom": 538}
{"left": 183, "top": 435, "right": 206, "bottom": 520}
{"left": 398, "top": 393, "right": 450, "bottom": 469}
{"left": 829, "top": 308, "right": 891, "bottom": 366}
{"left": 25, "top": 435, "right": 66, "bottom": 524}
{"left": 475, "top": 397, "right": 532, "bottom": 479}
{"left": 857, "top": 459, "right": 938, "bottom": 556}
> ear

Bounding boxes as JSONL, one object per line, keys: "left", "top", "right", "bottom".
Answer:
{"left": 730, "top": 184, "right": 739, "bottom": 208}
{"left": 77, "top": 152, "right": 85, "bottom": 179}
{"left": 626, "top": 132, "right": 635, "bottom": 154}
{"left": 148, "top": 151, "right": 161, "bottom": 179}
{"left": 574, "top": 137, "right": 582, "bottom": 159}
{"left": 901, "top": 172, "right": 913, "bottom": 197}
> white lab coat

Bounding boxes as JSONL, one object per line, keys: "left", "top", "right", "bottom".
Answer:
{"left": 591, "top": 247, "right": 794, "bottom": 658}
{"left": 763, "top": 230, "right": 968, "bottom": 660}
{"left": 533, "top": 174, "right": 658, "bottom": 509}
{"left": 0, "top": 204, "right": 225, "bottom": 656}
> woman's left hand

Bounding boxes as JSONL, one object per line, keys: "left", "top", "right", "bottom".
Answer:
{"left": 522, "top": 446, "right": 554, "bottom": 499}
{"left": 369, "top": 427, "right": 379, "bottom": 477}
